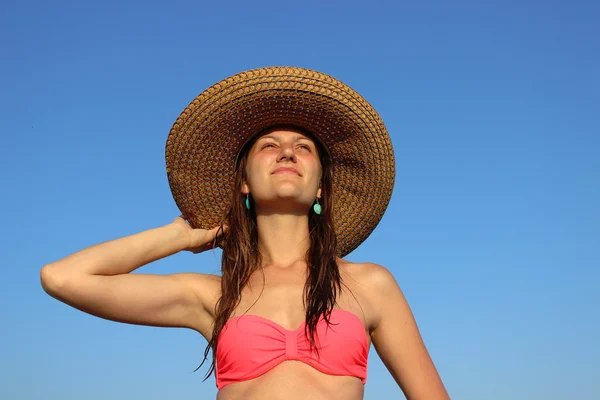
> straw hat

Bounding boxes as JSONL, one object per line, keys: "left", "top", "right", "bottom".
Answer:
{"left": 165, "top": 66, "right": 395, "bottom": 257}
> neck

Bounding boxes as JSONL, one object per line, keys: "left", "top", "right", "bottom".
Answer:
{"left": 254, "top": 212, "right": 311, "bottom": 267}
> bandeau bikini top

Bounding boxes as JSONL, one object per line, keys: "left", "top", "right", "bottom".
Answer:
{"left": 215, "top": 309, "right": 369, "bottom": 389}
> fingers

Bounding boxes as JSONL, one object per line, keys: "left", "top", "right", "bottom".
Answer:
{"left": 215, "top": 224, "right": 229, "bottom": 234}
{"left": 198, "top": 225, "right": 227, "bottom": 253}
{"left": 207, "top": 225, "right": 225, "bottom": 241}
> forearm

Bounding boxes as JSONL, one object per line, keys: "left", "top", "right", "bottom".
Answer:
{"left": 43, "top": 223, "right": 187, "bottom": 277}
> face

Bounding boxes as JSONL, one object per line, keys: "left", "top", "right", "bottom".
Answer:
{"left": 242, "top": 128, "right": 322, "bottom": 211}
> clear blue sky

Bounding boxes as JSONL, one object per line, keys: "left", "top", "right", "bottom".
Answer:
{"left": 1, "top": 1, "right": 598, "bottom": 399}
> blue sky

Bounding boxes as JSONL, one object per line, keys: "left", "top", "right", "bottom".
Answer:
{"left": 1, "top": 1, "right": 599, "bottom": 399}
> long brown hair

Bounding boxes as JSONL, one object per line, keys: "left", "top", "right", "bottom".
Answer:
{"left": 200, "top": 126, "right": 341, "bottom": 380}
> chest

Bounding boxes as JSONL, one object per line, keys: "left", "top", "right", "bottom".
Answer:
{"left": 229, "top": 265, "right": 370, "bottom": 332}
{"left": 233, "top": 269, "right": 307, "bottom": 329}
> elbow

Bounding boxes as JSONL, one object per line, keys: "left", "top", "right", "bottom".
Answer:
{"left": 40, "top": 263, "right": 69, "bottom": 298}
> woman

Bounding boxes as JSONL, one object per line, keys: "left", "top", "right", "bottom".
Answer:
{"left": 41, "top": 67, "right": 450, "bottom": 399}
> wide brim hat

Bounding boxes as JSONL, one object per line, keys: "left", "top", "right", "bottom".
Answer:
{"left": 166, "top": 66, "right": 395, "bottom": 257}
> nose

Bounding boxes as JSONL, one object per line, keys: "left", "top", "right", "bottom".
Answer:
{"left": 277, "top": 143, "right": 297, "bottom": 162}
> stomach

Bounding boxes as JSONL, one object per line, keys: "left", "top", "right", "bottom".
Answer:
{"left": 216, "top": 361, "right": 364, "bottom": 400}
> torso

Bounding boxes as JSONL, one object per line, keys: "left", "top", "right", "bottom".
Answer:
{"left": 216, "top": 364, "right": 364, "bottom": 400}
{"left": 198, "top": 259, "right": 380, "bottom": 400}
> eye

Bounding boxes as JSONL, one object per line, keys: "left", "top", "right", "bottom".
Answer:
{"left": 261, "top": 142, "right": 277, "bottom": 149}
{"left": 298, "top": 144, "right": 311, "bottom": 151}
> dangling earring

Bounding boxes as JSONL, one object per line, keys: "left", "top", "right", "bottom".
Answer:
{"left": 245, "top": 194, "right": 251, "bottom": 210}
{"left": 313, "top": 198, "right": 322, "bottom": 215}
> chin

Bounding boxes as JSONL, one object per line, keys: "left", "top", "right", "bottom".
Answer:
{"left": 273, "top": 192, "right": 302, "bottom": 201}
{"left": 272, "top": 190, "right": 311, "bottom": 204}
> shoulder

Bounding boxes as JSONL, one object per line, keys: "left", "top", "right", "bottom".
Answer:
{"left": 338, "top": 259, "right": 399, "bottom": 292}
{"left": 337, "top": 259, "right": 402, "bottom": 329}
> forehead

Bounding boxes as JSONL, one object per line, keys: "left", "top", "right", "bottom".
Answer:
{"left": 255, "top": 128, "right": 314, "bottom": 142}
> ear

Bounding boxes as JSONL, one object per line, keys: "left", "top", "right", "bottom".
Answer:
{"left": 241, "top": 181, "right": 250, "bottom": 195}
{"left": 316, "top": 186, "right": 322, "bottom": 199}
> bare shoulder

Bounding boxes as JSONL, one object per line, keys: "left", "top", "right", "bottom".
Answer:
{"left": 337, "top": 259, "right": 400, "bottom": 329}
{"left": 338, "top": 259, "right": 398, "bottom": 293}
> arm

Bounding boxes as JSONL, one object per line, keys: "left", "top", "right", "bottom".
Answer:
{"left": 40, "top": 218, "right": 222, "bottom": 337}
{"left": 368, "top": 264, "right": 450, "bottom": 400}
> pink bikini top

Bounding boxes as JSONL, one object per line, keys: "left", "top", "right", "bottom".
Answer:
{"left": 215, "top": 309, "right": 369, "bottom": 389}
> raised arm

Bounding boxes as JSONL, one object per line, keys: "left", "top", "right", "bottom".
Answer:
{"left": 367, "top": 264, "right": 450, "bottom": 400}
{"left": 40, "top": 217, "right": 223, "bottom": 338}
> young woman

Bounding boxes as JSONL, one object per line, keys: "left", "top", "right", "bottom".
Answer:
{"left": 41, "top": 67, "right": 450, "bottom": 400}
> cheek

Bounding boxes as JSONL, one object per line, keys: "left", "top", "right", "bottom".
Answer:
{"left": 309, "top": 164, "right": 323, "bottom": 189}
{"left": 245, "top": 157, "right": 269, "bottom": 186}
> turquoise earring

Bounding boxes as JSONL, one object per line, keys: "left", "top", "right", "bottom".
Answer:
{"left": 313, "top": 198, "right": 322, "bottom": 215}
{"left": 245, "top": 194, "right": 250, "bottom": 210}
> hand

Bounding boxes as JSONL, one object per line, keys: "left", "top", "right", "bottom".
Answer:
{"left": 171, "top": 216, "right": 226, "bottom": 254}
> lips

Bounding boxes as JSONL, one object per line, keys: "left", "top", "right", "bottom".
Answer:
{"left": 272, "top": 167, "right": 301, "bottom": 176}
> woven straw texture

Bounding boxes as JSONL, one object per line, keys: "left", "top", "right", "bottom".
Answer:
{"left": 165, "top": 66, "right": 395, "bottom": 257}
